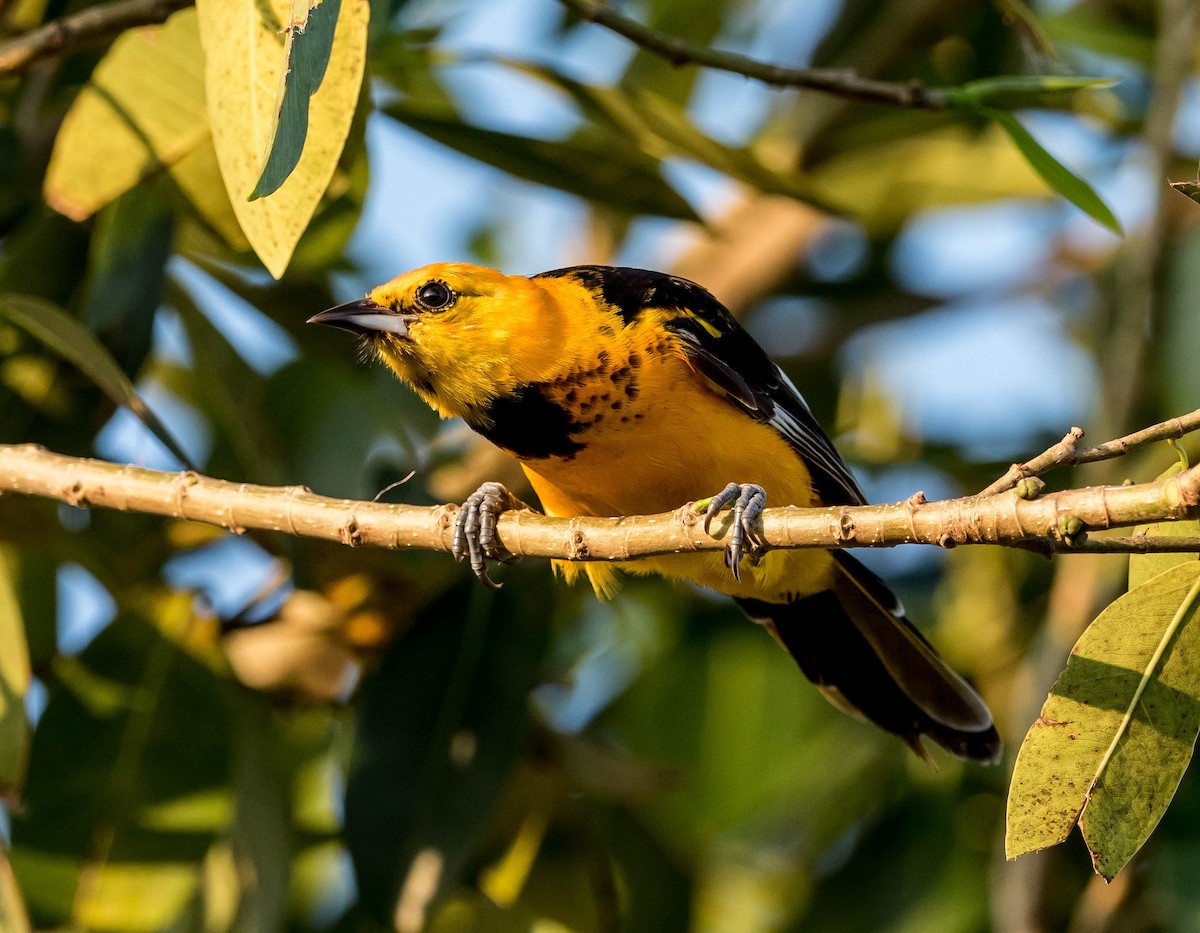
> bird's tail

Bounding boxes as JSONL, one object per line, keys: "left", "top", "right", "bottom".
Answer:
{"left": 736, "top": 552, "right": 1000, "bottom": 763}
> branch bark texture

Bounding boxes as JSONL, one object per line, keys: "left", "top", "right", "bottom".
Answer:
{"left": 0, "top": 0, "right": 192, "bottom": 78}
{"left": 979, "top": 408, "right": 1200, "bottom": 496}
{"left": 3, "top": 445, "right": 1199, "bottom": 563}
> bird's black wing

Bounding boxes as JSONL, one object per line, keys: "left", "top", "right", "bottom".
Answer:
{"left": 536, "top": 266, "right": 867, "bottom": 506}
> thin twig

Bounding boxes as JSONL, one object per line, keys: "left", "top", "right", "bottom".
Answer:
{"left": 0, "top": 0, "right": 192, "bottom": 78}
{"left": 2, "top": 444, "right": 1199, "bottom": 562}
{"left": 556, "top": 0, "right": 948, "bottom": 109}
{"left": 1026, "top": 536, "right": 1200, "bottom": 555}
{"left": 978, "top": 408, "right": 1200, "bottom": 497}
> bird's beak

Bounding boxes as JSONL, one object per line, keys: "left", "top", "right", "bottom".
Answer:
{"left": 307, "top": 298, "right": 416, "bottom": 336}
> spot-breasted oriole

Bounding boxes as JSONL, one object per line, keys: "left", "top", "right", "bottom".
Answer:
{"left": 310, "top": 263, "right": 1000, "bottom": 763}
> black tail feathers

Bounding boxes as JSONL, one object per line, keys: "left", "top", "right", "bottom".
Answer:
{"left": 737, "top": 553, "right": 1000, "bottom": 764}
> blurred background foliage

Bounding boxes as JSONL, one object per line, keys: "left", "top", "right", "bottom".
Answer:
{"left": 1, "top": 0, "right": 1200, "bottom": 930}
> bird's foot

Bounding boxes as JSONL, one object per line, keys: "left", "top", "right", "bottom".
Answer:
{"left": 697, "top": 482, "right": 766, "bottom": 582}
{"left": 452, "top": 481, "right": 524, "bottom": 589}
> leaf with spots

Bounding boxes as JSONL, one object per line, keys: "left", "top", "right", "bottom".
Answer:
{"left": 1128, "top": 460, "right": 1199, "bottom": 591}
{"left": 1006, "top": 560, "right": 1200, "bottom": 878}
{"left": 197, "top": 0, "right": 368, "bottom": 278}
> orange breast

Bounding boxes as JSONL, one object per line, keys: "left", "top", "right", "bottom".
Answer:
{"left": 517, "top": 319, "right": 835, "bottom": 602}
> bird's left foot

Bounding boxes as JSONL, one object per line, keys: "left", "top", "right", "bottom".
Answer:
{"left": 452, "top": 481, "right": 524, "bottom": 589}
{"left": 698, "top": 482, "right": 766, "bottom": 582}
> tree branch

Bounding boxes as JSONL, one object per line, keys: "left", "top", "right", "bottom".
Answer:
{"left": 2, "top": 445, "right": 1199, "bottom": 563}
{"left": 556, "top": 0, "right": 948, "bottom": 109}
{"left": 0, "top": 0, "right": 192, "bottom": 78}
{"left": 978, "top": 407, "right": 1200, "bottom": 496}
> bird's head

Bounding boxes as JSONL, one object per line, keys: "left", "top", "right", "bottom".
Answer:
{"left": 308, "top": 263, "right": 566, "bottom": 419}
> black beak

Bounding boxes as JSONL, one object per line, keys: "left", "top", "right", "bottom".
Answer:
{"left": 307, "top": 298, "right": 415, "bottom": 336}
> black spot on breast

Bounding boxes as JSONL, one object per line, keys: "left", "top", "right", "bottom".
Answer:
{"left": 625, "top": 382, "right": 639, "bottom": 399}
{"left": 471, "top": 384, "right": 586, "bottom": 459}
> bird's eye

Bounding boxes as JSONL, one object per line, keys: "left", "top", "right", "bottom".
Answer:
{"left": 415, "top": 280, "right": 455, "bottom": 311}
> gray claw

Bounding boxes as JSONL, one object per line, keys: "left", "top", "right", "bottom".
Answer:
{"left": 452, "top": 481, "right": 514, "bottom": 589}
{"left": 703, "top": 482, "right": 766, "bottom": 581}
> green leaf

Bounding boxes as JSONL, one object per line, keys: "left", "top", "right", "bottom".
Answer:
{"left": 251, "top": 0, "right": 343, "bottom": 199}
{"left": 1170, "top": 181, "right": 1200, "bottom": 204}
{"left": 0, "top": 295, "right": 196, "bottom": 470}
{"left": 1006, "top": 560, "right": 1200, "bottom": 879}
{"left": 10, "top": 603, "right": 235, "bottom": 929}
{"left": 345, "top": 573, "right": 549, "bottom": 923}
{"left": 197, "top": 0, "right": 368, "bottom": 277}
{"left": 80, "top": 188, "right": 175, "bottom": 377}
{"left": 978, "top": 106, "right": 1122, "bottom": 234}
{"left": 1042, "top": 10, "right": 1156, "bottom": 65}
{"left": 43, "top": 10, "right": 208, "bottom": 221}
{"left": 1129, "top": 461, "right": 1199, "bottom": 591}
{"left": 0, "top": 545, "right": 31, "bottom": 802}
{"left": 164, "top": 280, "right": 286, "bottom": 484}
{"left": 382, "top": 97, "right": 700, "bottom": 222}
{"left": 945, "top": 75, "right": 1116, "bottom": 110}
{"left": 493, "top": 58, "right": 830, "bottom": 209}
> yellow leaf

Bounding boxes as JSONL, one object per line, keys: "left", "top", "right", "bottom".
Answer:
{"left": 1006, "top": 561, "right": 1200, "bottom": 878}
{"left": 0, "top": 848, "right": 32, "bottom": 933}
{"left": 0, "top": 546, "right": 31, "bottom": 801}
{"left": 169, "top": 137, "right": 251, "bottom": 252}
{"left": 197, "top": 0, "right": 369, "bottom": 279}
{"left": 43, "top": 11, "right": 208, "bottom": 221}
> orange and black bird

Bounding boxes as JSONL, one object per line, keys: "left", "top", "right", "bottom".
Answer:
{"left": 309, "top": 263, "right": 1000, "bottom": 763}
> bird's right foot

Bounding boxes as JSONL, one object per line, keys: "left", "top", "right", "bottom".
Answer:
{"left": 452, "top": 481, "right": 525, "bottom": 589}
{"left": 697, "top": 482, "right": 767, "bottom": 582}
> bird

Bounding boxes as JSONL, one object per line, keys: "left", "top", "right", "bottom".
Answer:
{"left": 309, "top": 263, "right": 1000, "bottom": 763}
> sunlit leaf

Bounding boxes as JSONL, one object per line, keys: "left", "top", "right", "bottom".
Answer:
{"left": 252, "top": 0, "right": 344, "bottom": 199}
{"left": 1006, "top": 561, "right": 1200, "bottom": 879}
{"left": 978, "top": 106, "right": 1121, "bottom": 234}
{"left": 43, "top": 10, "right": 207, "bottom": 221}
{"left": 0, "top": 546, "right": 30, "bottom": 801}
{"left": 0, "top": 295, "right": 196, "bottom": 470}
{"left": 168, "top": 138, "right": 252, "bottom": 253}
{"left": 197, "top": 0, "right": 369, "bottom": 278}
